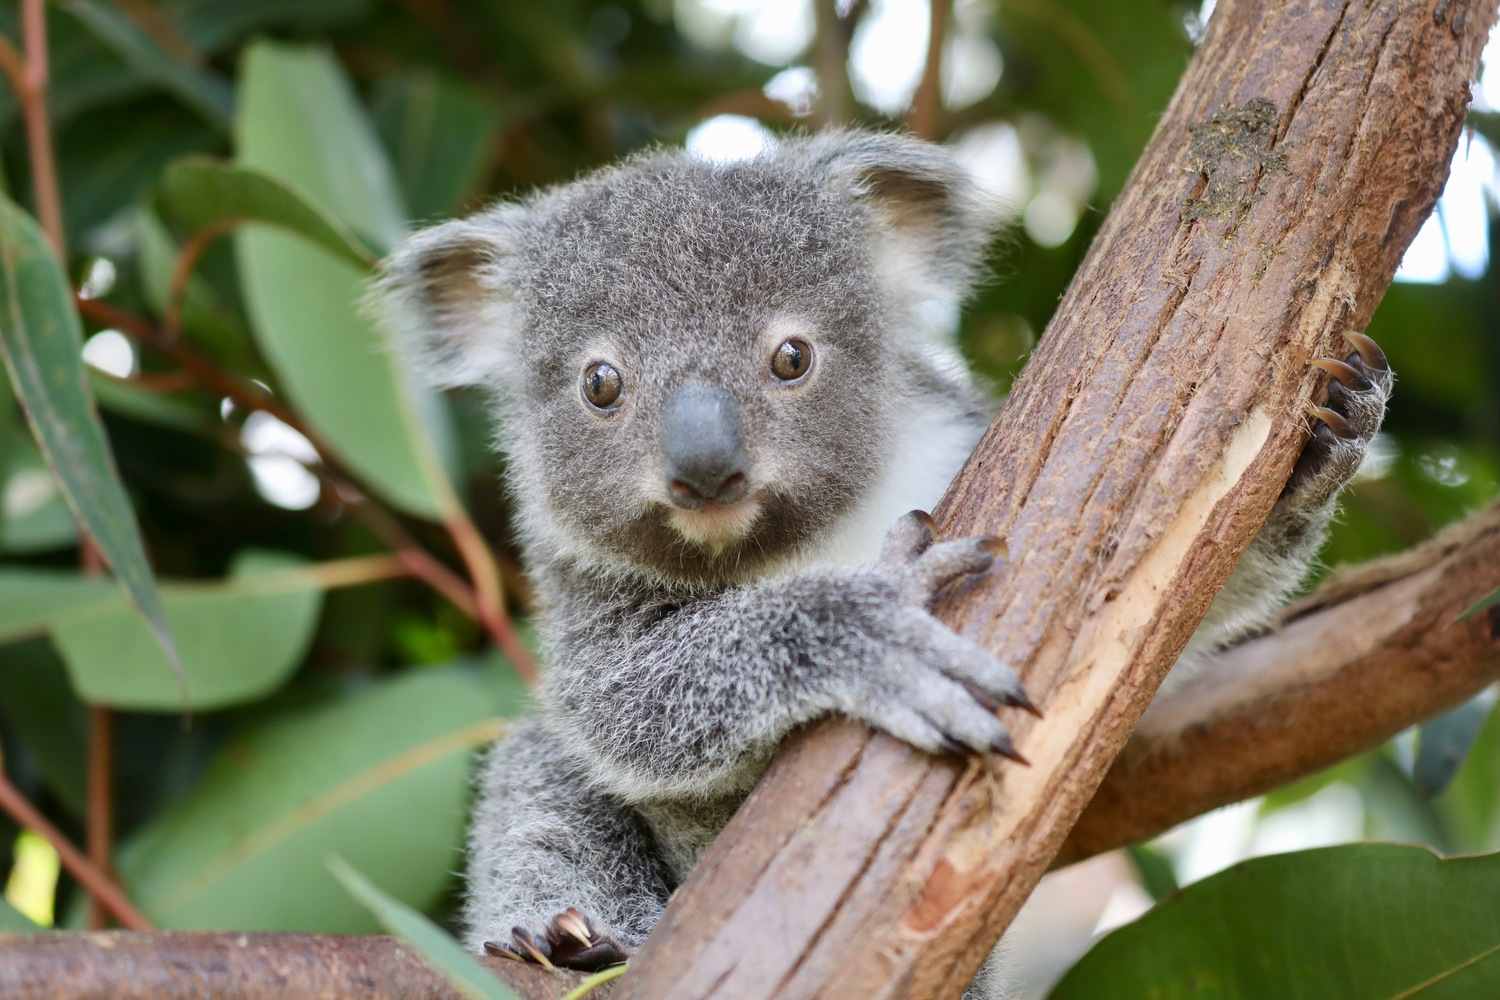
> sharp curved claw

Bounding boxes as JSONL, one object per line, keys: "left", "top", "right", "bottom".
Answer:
{"left": 910, "top": 509, "right": 937, "bottom": 534}
{"left": 556, "top": 909, "right": 594, "bottom": 948}
{"left": 1343, "top": 331, "right": 1388, "bottom": 372}
{"left": 1310, "top": 405, "right": 1355, "bottom": 439}
{"left": 1309, "top": 357, "right": 1370, "bottom": 389}
{"left": 989, "top": 732, "right": 1030, "bottom": 765}
{"left": 484, "top": 941, "right": 526, "bottom": 962}
{"left": 1010, "top": 687, "right": 1044, "bottom": 718}
{"left": 511, "top": 927, "right": 555, "bottom": 969}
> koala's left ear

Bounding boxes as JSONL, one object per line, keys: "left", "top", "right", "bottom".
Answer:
{"left": 369, "top": 204, "right": 530, "bottom": 390}
{"left": 808, "top": 131, "right": 1002, "bottom": 305}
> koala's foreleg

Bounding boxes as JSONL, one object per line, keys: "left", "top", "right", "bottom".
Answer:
{"left": 1172, "top": 332, "right": 1393, "bottom": 684}
{"left": 464, "top": 724, "right": 672, "bottom": 969}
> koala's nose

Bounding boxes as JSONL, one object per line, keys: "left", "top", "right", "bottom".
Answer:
{"left": 660, "top": 384, "right": 751, "bottom": 508}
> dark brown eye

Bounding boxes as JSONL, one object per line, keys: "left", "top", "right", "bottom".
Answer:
{"left": 582, "top": 362, "right": 623, "bottom": 410}
{"left": 770, "top": 338, "right": 812, "bottom": 382}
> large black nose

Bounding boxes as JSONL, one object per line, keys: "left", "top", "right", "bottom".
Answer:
{"left": 660, "top": 384, "right": 751, "bottom": 508}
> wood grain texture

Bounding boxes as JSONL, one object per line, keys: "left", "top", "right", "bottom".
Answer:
{"left": 0, "top": 932, "right": 590, "bottom": 1000}
{"left": 617, "top": 2, "right": 1499, "bottom": 997}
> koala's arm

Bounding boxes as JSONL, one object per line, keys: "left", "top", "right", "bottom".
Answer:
{"left": 541, "top": 514, "right": 1030, "bottom": 802}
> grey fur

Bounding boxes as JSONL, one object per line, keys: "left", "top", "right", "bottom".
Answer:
{"left": 373, "top": 131, "right": 1390, "bottom": 976}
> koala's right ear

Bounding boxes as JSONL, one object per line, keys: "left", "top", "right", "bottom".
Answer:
{"left": 371, "top": 206, "right": 529, "bottom": 390}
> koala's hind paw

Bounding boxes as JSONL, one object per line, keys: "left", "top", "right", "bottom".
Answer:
{"left": 1287, "top": 331, "right": 1392, "bottom": 506}
{"left": 483, "top": 907, "right": 629, "bottom": 972}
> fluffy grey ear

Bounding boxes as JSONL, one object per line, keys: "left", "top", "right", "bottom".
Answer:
{"left": 371, "top": 206, "right": 529, "bottom": 389}
{"left": 806, "top": 131, "right": 1001, "bottom": 306}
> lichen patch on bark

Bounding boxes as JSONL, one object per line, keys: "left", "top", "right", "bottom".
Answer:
{"left": 1183, "top": 97, "right": 1287, "bottom": 226}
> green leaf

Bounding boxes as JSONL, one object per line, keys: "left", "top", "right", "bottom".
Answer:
{"left": 58, "top": 0, "right": 235, "bottom": 133}
{"left": 329, "top": 856, "right": 519, "bottom": 1000}
{"left": 0, "top": 895, "right": 41, "bottom": 932}
{"left": 1416, "top": 692, "right": 1498, "bottom": 800}
{"left": 235, "top": 42, "right": 459, "bottom": 520}
{"left": 1460, "top": 587, "right": 1500, "bottom": 622}
{"left": 0, "top": 192, "right": 181, "bottom": 688}
{"left": 116, "top": 669, "right": 509, "bottom": 931}
{"left": 0, "top": 639, "right": 89, "bottom": 816}
{"left": 0, "top": 553, "right": 399, "bottom": 710}
{"left": 1049, "top": 844, "right": 1500, "bottom": 1000}
{"left": 159, "top": 159, "right": 377, "bottom": 269}
{"left": 372, "top": 71, "right": 502, "bottom": 220}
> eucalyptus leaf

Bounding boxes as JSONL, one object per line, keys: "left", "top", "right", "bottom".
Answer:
{"left": 160, "top": 159, "right": 376, "bottom": 269}
{"left": 235, "top": 42, "right": 458, "bottom": 520}
{"left": 0, "top": 895, "right": 41, "bottom": 932}
{"left": 58, "top": 0, "right": 235, "bottom": 133}
{"left": 1460, "top": 587, "right": 1500, "bottom": 621}
{"left": 1050, "top": 844, "right": 1500, "bottom": 999}
{"left": 372, "top": 71, "right": 502, "bottom": 220}
{"left": 117, "top": 669, "right": 508, "bottom": 931}
{"left": 0, "top": 192, "right": 180, "bottom": 687}
{"left": 329, "top": 856, "right": 519, "bottom": 1000}
{"left": 0, "top": 553, "right": 396, "bottom": 710}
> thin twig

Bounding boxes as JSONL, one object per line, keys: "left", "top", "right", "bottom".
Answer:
{"left": 444, "top": 510, "right": 538, "bottom": 683}
{"left": 18, "top": 0, "right": 64, "bottom": 258}
{"left": 907, "top": 0, "right": 950, "bottom": 140}
{"left": 0, "top": 767, "right": 151, "bottom": 931}
{"left": 85, "top": 707, "right": 114, "bottom": 931}
{"left": 163, "top": 219, "right": 241, "bottom": 342}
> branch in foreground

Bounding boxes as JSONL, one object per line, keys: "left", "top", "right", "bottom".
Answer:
{"left": 1061, "top": 497, "right": 1500, "bottom": 864}
{"left": 0, "top": 932, "right": 586, "bottom": 1000}
{"left": 1, "top": 502, "right": 1492, "bottom": 997}
{"left": 617, "top": 2, "right": 1498, "bottom": 997}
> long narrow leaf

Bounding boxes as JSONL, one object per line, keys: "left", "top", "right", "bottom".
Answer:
{"left": 0, "top": 194, "right": 181, "bottom": 692}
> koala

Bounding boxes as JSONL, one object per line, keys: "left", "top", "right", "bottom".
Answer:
{"left": 375, "top": 131, "right": 1391, "bottom": 980}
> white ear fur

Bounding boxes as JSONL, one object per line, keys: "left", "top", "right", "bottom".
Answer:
{"left": 370, "top": 207, "right": 528, "bottom": 390}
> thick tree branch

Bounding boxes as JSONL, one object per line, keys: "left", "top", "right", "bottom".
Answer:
{"left": 0, "top": 932, "right": 587, "bottom": 1000}
{"left": 617, "top": 2, "right": 1498, "bottom": 998}
{"left": 1062, "top": 497, "right": 1500, "bottom": 864}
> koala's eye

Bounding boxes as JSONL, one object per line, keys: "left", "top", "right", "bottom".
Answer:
{"left": 582, "top": 362, "right": 623, "bottom": 410}
{"left": 770, "top": 338, "right": 813, "bottom": 383}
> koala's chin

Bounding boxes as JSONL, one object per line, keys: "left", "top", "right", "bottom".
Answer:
{"left": 666, "top": 495, "right": 764, "bottom": 551}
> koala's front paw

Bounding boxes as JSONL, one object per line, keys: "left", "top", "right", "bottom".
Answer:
{"left": 1287, "top": 331, "right": 1393, "bottom": 507}
{"left": 832, "top": 510, "right": 1035, "bottom": 762}
{"left": 483, "top": 907, "right": 629, "bottom": 972}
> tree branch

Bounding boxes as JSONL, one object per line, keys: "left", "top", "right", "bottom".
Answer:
{"left": 1061, "top": 496, "right": 1500, "bottom": 865}
{"left": 0, "top": 932, "right": 587, "bottom": 1000}
{"left": 616, "top": 2, "right": 1498, "bottom": 997}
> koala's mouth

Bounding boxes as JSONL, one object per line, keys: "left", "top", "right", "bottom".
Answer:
{"left": 666, "top": 493, "right": 764, "bottom": 550}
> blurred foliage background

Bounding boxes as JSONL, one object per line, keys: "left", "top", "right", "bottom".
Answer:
{"left": 0, "top": 0, "right": 1495, "bottom": 995}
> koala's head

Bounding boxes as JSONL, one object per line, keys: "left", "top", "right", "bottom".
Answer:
{"left": 377, "top": 132, "right": 997, "bottom": 585}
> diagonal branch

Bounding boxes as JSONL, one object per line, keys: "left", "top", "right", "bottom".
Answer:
{"left": 616, "top": 2, "right": 1499, "bottom": 997}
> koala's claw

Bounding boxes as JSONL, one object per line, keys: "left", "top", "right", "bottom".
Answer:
{"left": 1287, "top": 331, "right": 1392, "bottom": 501}
{"left": 483, "top": 908, "right": 628, "bottom": 972}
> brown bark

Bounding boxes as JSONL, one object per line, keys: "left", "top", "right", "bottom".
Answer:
{"left": 616, "top": 2, "right": 1498, "bottom": 998}
{"left": 1061, "top": 497, "right": 1500, "bottom": 865}
{"left": 0, "top": 932, "right": 590, "bottom": 1000}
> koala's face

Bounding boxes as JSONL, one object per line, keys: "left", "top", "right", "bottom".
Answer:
{"left": 380, "top": 133, "right": 993, "bottom": 584}
{"left": 509, "top": 161, "right": 897, "bottom": 581}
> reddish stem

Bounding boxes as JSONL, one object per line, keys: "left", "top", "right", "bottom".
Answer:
{"left": 0, "top": 768, "right": 151, "bottom": 930}
{"left": 163, "top": 219, "right": 242, "bottom": 342}
{"left": 85, "top": 707, "right": 114, "bottom": 931}
{"left": 17, "top": 0, "right": 64, "bottom": 258}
